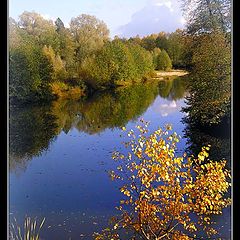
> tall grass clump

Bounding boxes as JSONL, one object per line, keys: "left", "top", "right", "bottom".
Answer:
{"left": 10, "top": 216, "right": 45, "bottom": 240}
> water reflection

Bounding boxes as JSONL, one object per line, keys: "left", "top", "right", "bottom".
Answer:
{"left": 9, "top": 105, "right": 59, "bottom": 172}
{"left": 182, "top": 118, "right": 231, "bottom": 166}
{"left": 158, "top": 76, "right": 187, "bottom": 100}
{"left": 10, "top": 77, "right": 187, "bottom": 172}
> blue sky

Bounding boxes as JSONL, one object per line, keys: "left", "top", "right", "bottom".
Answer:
{"left": 9, "top": 0, "right": 185, "bottom": 38}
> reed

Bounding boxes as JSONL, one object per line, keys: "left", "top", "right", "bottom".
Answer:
{"left": 10, "top": 216, "right": 45, "bottom": 240}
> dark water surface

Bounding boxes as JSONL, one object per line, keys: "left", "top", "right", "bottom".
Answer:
{"left": 9, "top": 77, "right": 231, "bottom": 239}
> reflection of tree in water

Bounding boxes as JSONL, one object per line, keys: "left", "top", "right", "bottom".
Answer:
{"left": 75, "top": 83, "right": 159, "bottom": 134}
{"left": 9, "top": 105, "right": 59, "bottom": 172}
{"left": 9, "top": 83, "right": 160, "bottom": 171}
{"left": 50, "top": 100, "right": 84, "bottom": 134}
{"left": 182, "top": 117, "right": 230, "bottom": 169}
{"left": 10, "top": 78, "right": 188, "bottom": 171}
{"left": 51, "top": 78, "right": 188, "bottom": 135}
{"left": 158, "top": 76, "right": 188, "bottom": 100}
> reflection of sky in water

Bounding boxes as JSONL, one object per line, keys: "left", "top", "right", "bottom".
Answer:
{"left": 9, "top": 90, "right": 230, "bottom": 239}
{"left": 153, "top": 99, "right": 183, "bottom": 117}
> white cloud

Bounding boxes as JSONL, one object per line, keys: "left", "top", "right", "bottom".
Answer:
{"left": 117, "top": 0, "right": 184, "bottom": 37}
{"left": 151, "top": 0, "right": 176, "bottom": 11}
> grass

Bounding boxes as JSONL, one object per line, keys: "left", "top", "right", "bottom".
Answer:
{"left": 10, "top": 216, "right": 45, "bottom": 240}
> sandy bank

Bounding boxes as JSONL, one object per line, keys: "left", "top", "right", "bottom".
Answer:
{"left": 156, "top": 70, "right": 189, "bottom": 77}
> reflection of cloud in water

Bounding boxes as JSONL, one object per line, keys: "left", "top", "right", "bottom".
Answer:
{"left": 154, "top": 100, "right": 181, "bottom": 117}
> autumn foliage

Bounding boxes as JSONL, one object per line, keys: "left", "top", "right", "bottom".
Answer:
{"left": 94, "top": 120, "right": 231, "bottom": 239}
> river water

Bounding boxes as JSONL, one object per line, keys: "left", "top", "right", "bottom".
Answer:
{"left": 9, "top": 76, "right": 231, "bottom": 239}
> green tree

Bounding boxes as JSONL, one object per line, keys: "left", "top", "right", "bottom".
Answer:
{"left": 54, "top": 19, "right": 76, "bottom": 78}
{"left": 9, "top": 17, "right": 22, "bottom": 51}
{"left": 80, "top": 40, "right": 136, "bottom": 88}
{"left": 155, "top": 32, "right": 169, "bottom": 50}
{"left": 151, "top": 47, "right": 161, "bottom": 69}
{"left": 140, "top": 34, "right": 158, "bottom": 51}
{"left": 166, "top": 29, "right": 185, "bottom": 67}
{"left": 69, "top": 14, "right": 109, "bottom": 74}
{"left": 55, "top": 17, "right": 65, "bottom": 33}
{"left": 9, "top": 38, "right": 53, "bottom": 102}
{"left": 156, "top": 49, "right": 172, "bottom": 71}
{"left": 128, "top": 35, "right": 142, "bottom": 45}
{"left": 183, "top": 31, "right": 230, "bottom": 125}
{"left": 18, "top": 11, "right": 61, "bottom": 51}
{"left": 42, "top": 45, "right": 67, "bottom": 81}
{"left": 180, "top": 0, "right": 231, "bottom": 126}
{"left": 182, "top": 0, "right": 231, "bottom": 34}
{"left": 128, "top": 43, "right": 154, "bottom": 78}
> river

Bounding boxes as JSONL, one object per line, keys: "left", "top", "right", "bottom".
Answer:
{"left": 9, "top": 76, "right": 231, "bottom": 239}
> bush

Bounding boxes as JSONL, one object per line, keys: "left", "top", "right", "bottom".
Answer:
{"left": 94, "top": 121, "right": 231, "bottom": 239}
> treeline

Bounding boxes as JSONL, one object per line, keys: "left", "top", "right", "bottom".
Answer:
{"left": 124, "top": 30, "right": 187, "bottom": 69}
{"left": 10, "top": 12, "right": 188, "bottom": 103}
{"left": 10, "top": 0, "right": 231, "bottom": 128}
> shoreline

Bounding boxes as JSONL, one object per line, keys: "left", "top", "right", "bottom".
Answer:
{"left": 155, "top": 69, "right": 189, "bottom": 77}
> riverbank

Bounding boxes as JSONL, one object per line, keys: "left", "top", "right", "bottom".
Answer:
{"left": 10, "top": 70, "right": 189, "bottom": 106}
{"left": 156, "top": 69, "right": 189, "bottom": 77}
{"left": 147, "top": 69, "right": 189, "bottom": 81}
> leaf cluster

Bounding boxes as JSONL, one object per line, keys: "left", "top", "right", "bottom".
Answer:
{"left": 96, "top": 121, "right": 231, "bottom": 239}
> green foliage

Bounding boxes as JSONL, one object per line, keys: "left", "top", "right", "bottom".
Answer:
{"left": 183, "top": 31, "right": 231, "bottom": 125}
{"left": 9, "top": 41, "right": 53, "bottom": 102}
{"left": 179, "top": 0, "right": 231, "bottom": 126}
{"left": 42, "top": 45, "right": 67, "bottom": 81}
{"left": 140, "top": 34, "right": 158, "bottom": 51}
{"left": 56, "top": 27, "right": 76, "bottom": 78}
{"left": 182, "top": 0, "right": 231, "bottom": 34}
{"left": 81, "top": 40, "right": 154, "bottom": 89}
{"left": 10, "top": 11, "right": 191, "bottom": 103}
{"left": 156, "top": 49, "right": 172, "bottom": 71}
{"left": 18, "top": 11, "right": 61, "bottom": 51}
{"left": 151, "top": 47, "right": 161, "bottom": 69}
{"left": 55, "top": 17, "right": 65, "bottom": 32}
{"left": 127, "top": 43, "right": 154, "bottom": 78}
{"left": 70, "top": 14, "right": 109, "bottom": 69}
{"left": 166, "top": 30, "right": 185, "bottom": 67}
{"left": 155, "top": 32, "right": 169, "bottom": 50}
